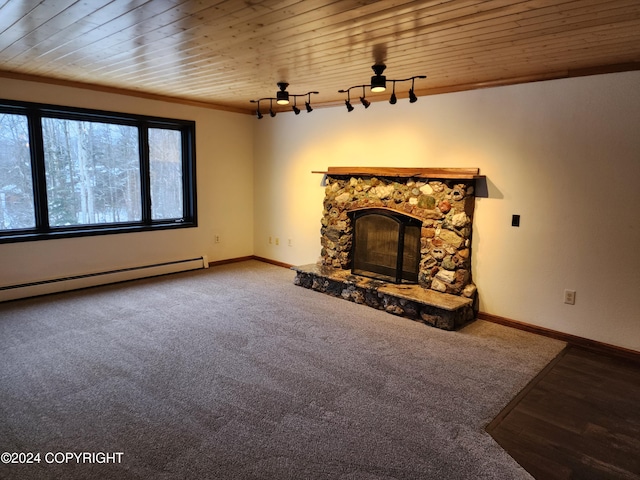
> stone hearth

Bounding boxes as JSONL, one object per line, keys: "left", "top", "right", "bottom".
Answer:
{"left": 294, "top": 167, "right": 482, "bottom": 330}
{"left": 293, "top": 263, "right": 475, "bottom": 330}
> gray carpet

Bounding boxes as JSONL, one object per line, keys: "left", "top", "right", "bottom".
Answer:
{"left": 0, "top": 260, "right": 565, "bottom": 479}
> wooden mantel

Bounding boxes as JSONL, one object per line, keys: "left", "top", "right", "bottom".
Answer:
{"left": 312, "top": 167, "right": 482, "bottom": 180}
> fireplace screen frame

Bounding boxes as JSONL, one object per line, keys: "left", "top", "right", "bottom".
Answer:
{"left": 349, "top": 208, "right": 422, "bottom": 284}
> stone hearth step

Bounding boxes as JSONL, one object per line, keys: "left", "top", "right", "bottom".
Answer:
{"left": 292, "top": 264, "right": 476, "bottom": 331}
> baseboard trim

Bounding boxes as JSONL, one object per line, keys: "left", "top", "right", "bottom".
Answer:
{"left": 207, "top": 256, "right": 255, "bottom": 267}
{"left": 208, "top": 256, "right": 293, "bottom": 269}
{"left": 478, "top": 312, "right": 640, "bottom": 363}
{"left": 251, "top": 256, "right": 294, "bottom": 269}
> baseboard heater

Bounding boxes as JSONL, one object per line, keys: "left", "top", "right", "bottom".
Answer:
{"left": 0, "top": 255, "right": 208, "bottom": 302}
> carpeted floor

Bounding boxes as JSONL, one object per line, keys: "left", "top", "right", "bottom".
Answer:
{"left": 0, "top": 260, "right": 565, "bottom": 479}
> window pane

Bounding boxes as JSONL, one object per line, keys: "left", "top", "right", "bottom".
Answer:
{"left": 42, "top": 118, "right": 141, "bottom": 226}
{"left": 149, "top": 128, "right": 183, "bottom": 220}
{"left": 0, "top": 113, "right": 35, "bottom": 230}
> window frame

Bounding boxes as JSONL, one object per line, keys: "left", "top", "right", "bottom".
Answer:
{"left": 0, "top": 99, "right": 197, "bottom": 244}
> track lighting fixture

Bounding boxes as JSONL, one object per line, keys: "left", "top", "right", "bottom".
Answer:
{"left": 250, "top": 85, "right": 318, "bottom": 119}
{"left": 250, "top": 66, "right": 424, "bottom": 117}
{"left": 338, "top": 65, "right": 426, "bottom": 110}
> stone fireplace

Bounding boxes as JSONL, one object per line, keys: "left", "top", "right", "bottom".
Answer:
{"left": 293, "top": 167, "right": 482, "bottom": 330}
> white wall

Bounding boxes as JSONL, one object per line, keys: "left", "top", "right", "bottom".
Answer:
{"left": 0, "top": 77, "right": 254, "bottom": 287}
{"left": 253, "top": 71, "right": 640, "bottom": 352}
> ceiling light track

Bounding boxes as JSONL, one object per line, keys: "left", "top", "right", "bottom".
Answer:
{"left": 250, "top": 83, "right": 319, "bottom": 119}
{"left": 338, "top": 64, "right": 426, "bottom": 111}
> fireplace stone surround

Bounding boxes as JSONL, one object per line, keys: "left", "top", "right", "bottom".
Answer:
{"left": 293, "top": 167, "right": 482, "bottom": 330}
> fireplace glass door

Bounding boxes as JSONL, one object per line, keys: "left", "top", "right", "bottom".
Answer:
{"left": 351, "top": 209, "right": 421, "bottom": 284}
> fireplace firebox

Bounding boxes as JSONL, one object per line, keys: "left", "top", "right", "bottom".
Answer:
{"left": 350, "top": 209, "right": 421, "bottom": 284}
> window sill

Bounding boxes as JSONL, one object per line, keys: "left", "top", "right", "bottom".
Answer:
{"left": 0, "top": 221, "right": 197, "bottom": 244}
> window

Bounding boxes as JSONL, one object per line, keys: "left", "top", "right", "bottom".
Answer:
{"left": 149, "top": 128, "right": 183, "bottom": 220}
{"left": 0, "top": 112, "right": 35, "bottom": 230}
{"left": 0, "top": 100, "right": 196, "bottom": 243}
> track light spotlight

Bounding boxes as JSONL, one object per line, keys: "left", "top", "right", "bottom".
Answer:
{"left": 292, "top": 103, "right": 300, "bottom": 115}
{"left": 276, "top": 82, "right": 289, "bottom": 105}
{"left": 339, "top": 89, "right": 355, "bottom": 112}
{"left": 250, "top": 100, "right": 264, "bottom": 119}
{"left": 269, "top": 99, "right": 276, "bottom": 117}
{"left": 305, "top": 92, "right": 317, "bottom": 112}
{"left": 359, "top": 86, "right": 370, "bottom": 107}
{"left": 345, "top": 99, "right": 354, "bottom": 112}
{"left": 370, "top": 64, "right": 387, "bottom": 92}
{"left": 408, "top": 76, "right": 425, "bottom": 102}
{"left": 409, "top": 78, "right": 418, "bottom": 103}
{"left": 360, "top": 87, "right": 370, "bottom": 108}
{"left": 389, "top": 81, "right": 397, "bottom": 104}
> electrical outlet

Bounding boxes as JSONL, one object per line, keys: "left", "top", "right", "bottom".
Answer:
{"left": 275, "top": 237, "right": 279, "bottom": 246}
{"left": 268, "top": 236, "right": 272, "bottom": 245}
{"left": 288, "top": 238, "right": 293, "bottom": 247}
{"left": 214, "top": 234, "right": 220, "bottom": 243}
{"left": 564, "top": 289, "right": 576, "bottom": 305}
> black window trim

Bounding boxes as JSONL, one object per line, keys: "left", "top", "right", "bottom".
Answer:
{"left": 0, "top": 99, "right": 197, "bottom": 244}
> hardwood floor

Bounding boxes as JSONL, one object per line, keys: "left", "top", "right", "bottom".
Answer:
{"left": 487, "top": 345, "right": 640, "bottom": 480}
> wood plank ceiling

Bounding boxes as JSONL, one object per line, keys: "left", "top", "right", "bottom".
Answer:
{"left": 1, "top": 0, "right": 639, "bottom": 115}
